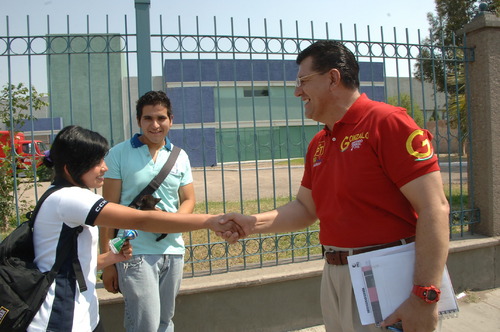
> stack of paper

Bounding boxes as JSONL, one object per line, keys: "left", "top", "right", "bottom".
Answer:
{"left": 347, "top": 243, "right": 459, "bottom": 325}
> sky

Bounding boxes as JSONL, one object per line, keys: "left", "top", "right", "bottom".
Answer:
{"left": 2, "top": 0, "right": 437, "bottom": 39}
{"left": 1, "top": 0, "right": 438, "bottom": 91}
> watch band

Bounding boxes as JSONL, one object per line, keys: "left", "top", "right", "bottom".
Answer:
{"left": 412, "top": 284, "right": 441, "bottom": 303}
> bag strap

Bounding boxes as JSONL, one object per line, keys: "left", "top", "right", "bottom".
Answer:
{"left": 111, "top": 146, "right": 181, "bottom": 239}
{"left": 70, "top": 226, "right": 86, "bottom": 291}
{"left": 29, "top": 185, "right": 87, "bottom": 292}
{"left": 128, "top": 145, "right": 181, "bottom": 209}
{"left": 27, "top": 186, "right": 63, "bottom": 228}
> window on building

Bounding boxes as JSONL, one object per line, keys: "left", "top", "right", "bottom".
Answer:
{"left": 244, "top": 88, "right": 269, "bottom": 97}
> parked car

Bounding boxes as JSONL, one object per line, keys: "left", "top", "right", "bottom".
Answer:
{"left": 0, "top": 130, "right": 47, "bottom": 170}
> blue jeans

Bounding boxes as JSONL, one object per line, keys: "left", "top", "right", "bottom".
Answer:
{"left": 116, "top": 254, "right": 184, "bottom": 332}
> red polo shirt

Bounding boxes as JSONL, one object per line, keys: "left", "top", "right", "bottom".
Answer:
{"left": 301, "top": 94, "right": 440, "bottom": 248}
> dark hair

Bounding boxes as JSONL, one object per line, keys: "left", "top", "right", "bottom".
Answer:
{"left": 296, "top": 40, "right": 360, "bottom": 89}
{"left": 43, "top": 125, "right": 109, "bottom": 187}
{"left": 136, "top": 90, "right": 173, "bottom": 120}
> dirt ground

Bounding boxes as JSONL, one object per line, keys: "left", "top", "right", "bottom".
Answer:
{"left": 22, "top": 162, "right": 465, "bottom": 204}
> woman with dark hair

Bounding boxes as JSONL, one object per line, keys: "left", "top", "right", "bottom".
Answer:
{"left": 28, "top": 125, "right": 241, "bottom": 332}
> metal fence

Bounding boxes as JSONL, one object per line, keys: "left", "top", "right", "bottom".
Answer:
{"left": 0, "top": 13, "right": 477, "bottom": 277}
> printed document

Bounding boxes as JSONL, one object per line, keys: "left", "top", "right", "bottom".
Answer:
{"left": 347, "top": 243, "right": 459, "bottom": 325}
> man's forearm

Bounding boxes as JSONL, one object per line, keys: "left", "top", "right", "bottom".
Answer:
{"left": 413, "top": 207, "right": 450, "bottom": 287}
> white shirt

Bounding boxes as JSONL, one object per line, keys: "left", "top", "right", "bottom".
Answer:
{"left": 28, "top": 186, "right": 108, "bottom": 332}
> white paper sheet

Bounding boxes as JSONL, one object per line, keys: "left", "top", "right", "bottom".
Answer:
{"left": 348, "top": 243, "right": 459, "bottom": 325}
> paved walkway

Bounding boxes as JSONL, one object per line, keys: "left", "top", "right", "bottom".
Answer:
{"left": 293, "top": 287, "right": 500, "bottom": 332}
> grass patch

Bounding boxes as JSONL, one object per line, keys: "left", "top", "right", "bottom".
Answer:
{"left": 275, "top": 158, "right": 304, "bottom": 166}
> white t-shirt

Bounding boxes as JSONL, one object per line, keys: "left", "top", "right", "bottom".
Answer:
{"left": 28, "top": 186, "right": 108, "bottom": 332}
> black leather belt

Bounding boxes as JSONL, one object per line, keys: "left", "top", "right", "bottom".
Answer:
{"left": 324, "top": 236, "right": 416, "bottom": 266}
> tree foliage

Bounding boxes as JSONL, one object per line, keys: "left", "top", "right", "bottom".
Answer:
{"left": 0, "top": 83, "right": 48, "bottom": 232}
{"left": 0, "top": 83, "right": 48, "bottom": 130}
{"left": 414, "top": 1, "right": 499, "bottom": 157}
{"left": 414, "top": 0, "right": 499, "bottom": 93}
{"left": 387, "top": 94, "right": 425, "bottom": 128}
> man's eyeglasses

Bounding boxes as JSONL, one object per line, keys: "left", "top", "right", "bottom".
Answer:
{"left": 295, "top": 72, "right": 322, "bottom": 88}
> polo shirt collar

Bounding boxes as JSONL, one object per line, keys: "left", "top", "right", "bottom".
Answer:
{"left": 130, "top": 133, "right": 173, "bottom": 151}
{"left": 322, "top": 93, "right": 370, "bottom": 134}
{"left": 338, "top": 93, "right": 370, "bottom": 125}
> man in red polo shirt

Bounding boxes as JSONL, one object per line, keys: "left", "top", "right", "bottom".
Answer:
{"left": 220, "top": 40, "right": 449, "bottom": 332}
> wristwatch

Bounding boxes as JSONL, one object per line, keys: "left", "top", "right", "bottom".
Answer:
{"left": 412, "top": 285, "right": 441, "bottom": 303}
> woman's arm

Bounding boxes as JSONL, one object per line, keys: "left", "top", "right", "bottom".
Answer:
{"left": 95, "top": 202, "right": 243, "bottom": 235}
{"left": 97, "top": 240, "right": 133, "bottom": 270}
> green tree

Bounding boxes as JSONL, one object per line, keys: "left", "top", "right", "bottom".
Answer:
{"left": 414, "top": 0, "right": 499, "bottom": 93}
{"left": 414, "top": 1, "right": 499, "bottom": 158}
{"left": 0, "top": 83, "right": 48, "bottom": 232}
{"left": 0, "top": 83, "right": 47, "bottom": 130}
{"left": 387, "top": 94, "right": 425, "bottom": 128}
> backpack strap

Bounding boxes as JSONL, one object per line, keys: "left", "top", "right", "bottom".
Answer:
{"left": 27, "top": 186, "right": 64, "bottom": 228}
{"left": 71, "top": 226, "right": 87, "bottom": 292}
{"left": 29, "top": 185, "right": 87, "bottom": 292}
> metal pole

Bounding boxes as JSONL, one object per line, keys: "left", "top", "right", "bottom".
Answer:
{"left": 135, "top": 0, "right": 152, "bottom": 96}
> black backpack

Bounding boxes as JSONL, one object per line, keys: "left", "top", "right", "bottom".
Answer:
{"left": 0, "top": 185, "right": 87, "bottom": 332}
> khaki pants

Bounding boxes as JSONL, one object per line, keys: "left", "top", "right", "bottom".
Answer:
{"left": 320, "top": 261, "right": 443, "bottom": 332}
{"left": 320, "top": 262, "right": 381, "bottom": 332}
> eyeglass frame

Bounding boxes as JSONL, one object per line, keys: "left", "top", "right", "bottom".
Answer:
{"left": 295, "top": 71, "right": 328, "bottom": 88}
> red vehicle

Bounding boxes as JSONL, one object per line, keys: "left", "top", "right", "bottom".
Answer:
{"left": 0, "top": 130, "right": 48, "bottom": 169}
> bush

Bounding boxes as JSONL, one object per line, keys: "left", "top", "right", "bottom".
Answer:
{"left": 36, "top": 165, "right": 53, "bottom": 182}
{"left": 387, "top": 94, "right": 424, "bottom": 128}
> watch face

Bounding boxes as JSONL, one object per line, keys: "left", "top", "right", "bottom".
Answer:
{"left": 426, "top": 289, "right": 438, "bottom": 301}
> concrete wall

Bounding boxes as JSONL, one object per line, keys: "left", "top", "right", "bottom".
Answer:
{"left": 465, "top": 12, "right": 500, "bottom": 237}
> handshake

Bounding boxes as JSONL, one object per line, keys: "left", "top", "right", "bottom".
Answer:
{"left": 204, "top": 200, "right": 310, "bottom": 243}
{"left": 206, "top": 212, "right": 258, "bottom": 244}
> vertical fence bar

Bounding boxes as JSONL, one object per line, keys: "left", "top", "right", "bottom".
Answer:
{"left": 278, "top": 19, "right": 294, "bottom": 263}
{"left": 247, "top": 18, "right": 262, "bottom": 216}
{"left": 86, "top": 16, "right": 94, "bottom": 131}
{"left": 405, "top": 28, "right": 415, "bottom": 119}
{"left": 26, "top": 16, "right": 39, "bottom": 192}
{"left": 46, "top": 15, "right": 56, "bottom": 142}
{"left": 65, "top": 16, "right": 74, "bottom": 125}
{"left": 393, "top": 27, "right": 401, "bottom": 105}
{"left": 135, "top": 0, "right": 152, "bottom": 96}
{"left": 124, "top": 15, "right": 134, "bottom": 137}
{"left": 105, "top": 16, "right": 114, "bottom": 145}
{"left": 367, "top": 25, "right": 375, "bottom": 99}
{"left": 5, "top": 16, "right": 22, "bottom": 225}
{"left": 381, "top": 27, "right": 389, "bottom": 103}
{"left": 417, "top": 29, "right": 428, "bottom": 125}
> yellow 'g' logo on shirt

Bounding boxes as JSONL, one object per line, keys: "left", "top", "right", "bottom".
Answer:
{"left": 406, "top": 129, "right": 433, "bottom": 161}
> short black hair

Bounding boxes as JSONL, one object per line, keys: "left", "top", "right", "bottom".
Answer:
{"left": 136, "top": 90, "right": 173, "bottom": 120}
{"left": 296, "top": 40, "right": 360, "bottom": 89}
{"left": 45, "top": 125, "right": 109, "bottom": 187}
